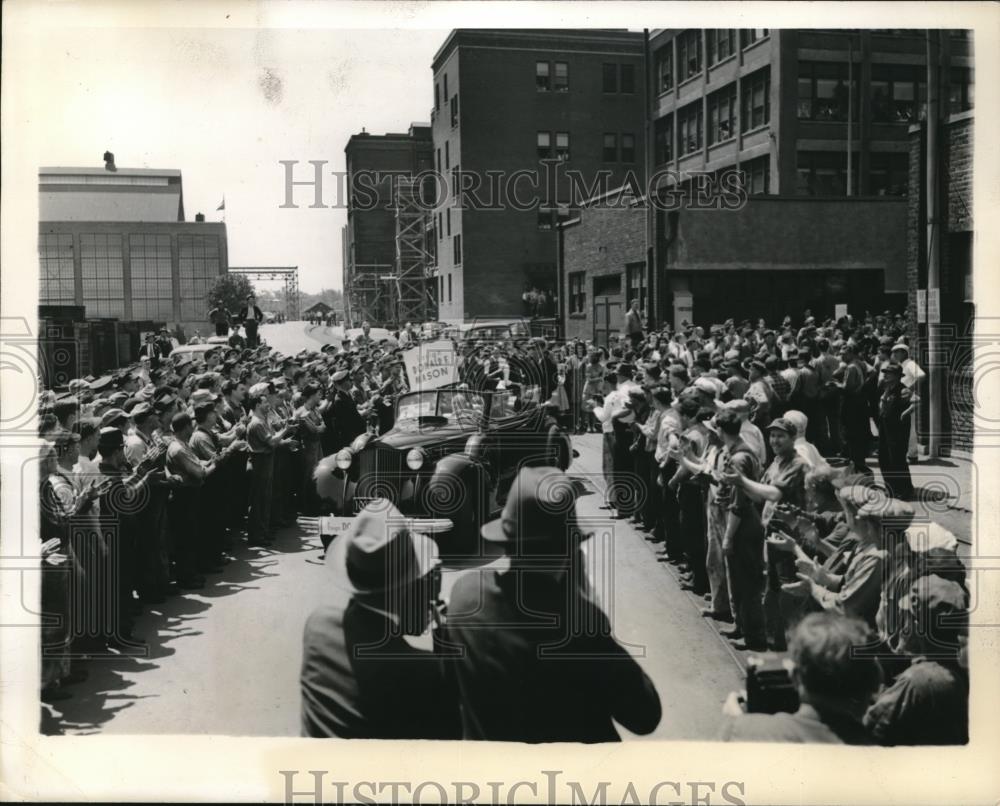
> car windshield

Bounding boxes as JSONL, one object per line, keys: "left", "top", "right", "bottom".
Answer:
{"left": 395, "top": 389, "right": 488, "bottom": 425}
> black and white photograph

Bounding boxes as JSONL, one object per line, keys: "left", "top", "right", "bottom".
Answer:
{"left": 2, "top": 2, "right": 999, "bottom": 803}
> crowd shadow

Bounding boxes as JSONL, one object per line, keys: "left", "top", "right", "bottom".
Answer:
{"left": 40, "top": 522, "right": 318, "bottom": 735}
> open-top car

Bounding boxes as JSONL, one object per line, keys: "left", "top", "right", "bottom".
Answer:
{"left": 316, "top": 384, "right": 573, "bottom": 557}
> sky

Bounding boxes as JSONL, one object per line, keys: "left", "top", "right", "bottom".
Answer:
{"left": 25, "top": 26, "right": 447, "bottom": 293}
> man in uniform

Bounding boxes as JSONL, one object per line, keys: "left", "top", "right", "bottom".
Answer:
{"left": 245, "top": 391, "right": 298, "bottom": 546}
{"left": 166, "top": 411, "right": 216, "bottom": 589}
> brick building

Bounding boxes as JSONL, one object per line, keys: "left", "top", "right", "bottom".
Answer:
{"left": 905, "top": 39, "right": 974, "bottom": 452}
{"left": 561, "top": 195, "right": 907, "bottom": 346}
{"left": 431, "top": 29, "right": 646, "bottom": 322}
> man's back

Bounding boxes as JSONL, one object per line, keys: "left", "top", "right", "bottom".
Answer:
{"left": 445, "top": 568, "right": 661, "bottom": 743}
{"left": 300, "top": 599, "right": 459, "bottom": 739}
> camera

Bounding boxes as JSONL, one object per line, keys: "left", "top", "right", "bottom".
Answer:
{"left": 745, "top": 655, "right": 799, "bottom": 714}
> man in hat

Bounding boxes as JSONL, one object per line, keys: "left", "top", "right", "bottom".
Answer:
{"left": 623, "top": 298, "right": 644, "bottom": 351}
{"left": 445, "top": 467, "right": 662, "bottom": 742}
{"left": 300, "top": 500, "right": 459, "bottom": 739}
{"left": 876, "top": 362, "right": 915, "bottom": 500}
{"left": 864, "top": 574, "right": 969, "bottom": 745}
{"left": 330, "top": 369, "right": 366, "bottom": 452}
{"left": 837, "top": 343, "right": 872, "bottom": 475}
{"left": 245, "top": 391, "right": 298, "bottom": 546}
{"left": 209, "top": 303, "right": 231, "bottom": 337}
{"left": 238, "top": 293, "right": 264, "bottom": 348}
{"left": 138, "top": 333, "right": 162, "bottom": 369}
{"left": 890, "top": 341, "right": 925, "bottom": 462}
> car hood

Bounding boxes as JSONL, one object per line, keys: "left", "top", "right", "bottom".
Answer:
{"left": 374, "top": 419, "right": 478, "bottom": 451}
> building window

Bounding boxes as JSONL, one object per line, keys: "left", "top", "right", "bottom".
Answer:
{"left": 676, "top": 30, "right": 702, "bottom": 82}
{"left": 177, "top": 234, "right": 219, "bottom": 321}
{"left": 448, "top": 273, "right": 452, "bottom": 303}
{"left": 568, "top": 272, "right": 585, "bottom": 315}
{"left": 80, "top": 233, "right": 124, "bottom": 318}
{"left": 870, "top": 64, "right": 926, "bottom": 123}
{"left": 443, "top": 74, "right": 448, "bottom": 100}
{"left": 445, "top": 141, "right": 450, "bottom": 170}
{"left": 555, "top": 132, "right": 570, "bottom": 161}
{"left": 436, "top": 148, "right": 441, "bottom": 173}
{"left": 446, "top": 207, "right": 451, "bottom": 236}
{"left": 740, "top": 155, "right": 770, "bottom": 195}
{"left": 626, "top": 262, "right": 647, "bottom": 314}
{"left": 707, "top": 30, "right": 736, "bottom": 66}
{"left": 602, "top": 133, "right": 618, "bottom": 162}
{"left": 602, "top": 63, "right": 618, "bottom": 93}
{"left": 620, "top": 64, "right": 636, "bottom": 94}
{"left": 869, "top": 152, "right": 909, "bottom": 196}
{"left": 677, "top": 101, "right": 703, "bottom": 156}
{"left": 740, "top": 29, "right": 769, "bottom": 49}
{"left": 434, "top": 82, "right": 440, "bottom": 110}
{"left": 536, "top": 61, "right": 550, "bottom": 91}
{"left": 796, "top": 151, "right": 857, "bottom": 197}
{"left": 654, "top": 115, "right": 673, "bottom": 164}
{"left": 537, "top": 131, "right": 552, "bottom": 159}
{"left": 948, "top": 66, "right": 974, "bottom": 114}
{"left": 129, "top": 233, "right": 173, "bottom": 320}
{"left": 453, "top": 234, "right": 462, "bottom": 265}
{"left": 537, "top": 208, "right": 554, "bottom": 230}
{"left": 450, "top": 94, "right": 459, "bottom": 127}
{"left": 620, "top": 133, "right": 636, "bottom": 163}
{"left": 656, "top": 42, "right": 674, "bottom": 92}
{"left": 554, "top": 61, "right": 569, "bottom": 92}
{"left": 741, "top": 67, "right": 770, "bottom": 132}
{"left": 707, "top": 82, "right": 737, "bottom": 144}
{"left": 798, "top": 61, "right": 860, "bottom": 122}
{"left": 39, "top": 232, "right": 75, "bottom": 303}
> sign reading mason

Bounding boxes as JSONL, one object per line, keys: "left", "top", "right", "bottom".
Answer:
{"left": 404, "top": 339, "right": 457, "bottom": 390}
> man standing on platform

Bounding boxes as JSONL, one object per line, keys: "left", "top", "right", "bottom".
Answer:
{"left": 239, "top": 294, "right": 264, "bottom": 349}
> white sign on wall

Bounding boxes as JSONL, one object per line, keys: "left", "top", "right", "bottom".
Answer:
{"left": 917, "top": 289, "right": 927, "bottom": 324}
{"left": 834, "top": 304, "right": 848, "bottom": 321}
{"left": 927, "top": 288, "right": 941, "bottom": 324}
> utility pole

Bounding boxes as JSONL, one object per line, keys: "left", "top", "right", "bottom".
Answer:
{"left": 926, "top": 30, "right": 942, "bottom": 457}
{"left": 644, "top": 28, "right": 656, "bottom": 331}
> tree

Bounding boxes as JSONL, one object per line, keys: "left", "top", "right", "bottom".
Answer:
{"left": 207, "top": 274, "right": 256, "bottom": 317}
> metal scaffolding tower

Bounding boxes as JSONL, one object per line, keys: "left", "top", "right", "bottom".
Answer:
{"left": 393, "top": 176, "right": 436, "bottom": 326}
{"left": 228, "top": 267, "right": 300, "bottom": 320}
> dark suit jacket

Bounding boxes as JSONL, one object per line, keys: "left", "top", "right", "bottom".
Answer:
{"left": 300, "top": 599, "right": 460, "bottom": 739}
{"left": 332, "top": 391, "right": 365, "bottom": 451}
{"left": 444, "top": 568, "right": 661, "bottom": 742}
{"left": 237, "top": 305, "right": 264, "bottom": 324}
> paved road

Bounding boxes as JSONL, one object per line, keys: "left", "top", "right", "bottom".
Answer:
{"left": 42, "top": 320, "right": 971, "bottom": 737}
{"left": 41, "top": 439, "right": 744, "bottom": 738}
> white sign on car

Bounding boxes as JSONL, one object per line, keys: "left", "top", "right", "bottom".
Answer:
{"left": 403, "top": 339, "right": 457, "bottom": 390}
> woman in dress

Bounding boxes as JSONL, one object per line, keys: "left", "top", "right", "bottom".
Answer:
{"left": 582, "top": 348, "right": 607, "bottom": 433}
{"left": 566, "top": 341, "right": 589, "bottom": 433}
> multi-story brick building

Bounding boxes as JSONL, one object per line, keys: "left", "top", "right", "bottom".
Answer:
{"left": 342, "top": 123, "right": 434, "bottom": 326}
{"left": 430, "top": 29, "right": 646, "bottom": 322}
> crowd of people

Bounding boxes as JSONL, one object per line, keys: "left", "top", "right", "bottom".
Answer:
{"left": 36, "top": 303, "right": 969, "bottom": 746}
{"left": 36, "top": 319, "right": 412, "bottom": 703}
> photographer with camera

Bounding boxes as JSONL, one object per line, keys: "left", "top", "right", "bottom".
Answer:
{"left": 718, "top": 612, "right": 881, "bottom": 743}
{"left": 299, "top": 500, "right": 460, "bottom": 739}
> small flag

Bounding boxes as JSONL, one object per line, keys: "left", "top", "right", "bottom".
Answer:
{"left": 216, "top": 196, "right": 225, "bottom": 211}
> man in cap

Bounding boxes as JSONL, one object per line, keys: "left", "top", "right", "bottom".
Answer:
{"left": 444, "top": 467, "right": 662, "bottom": 742}
{"left": 864, "top": 574, "right": 969, "bottom": 745}
{"left": 165, "top": 411, "right": 218, "bottom": 589}
{"left": 725, "top": 417, "right": 808, "bottom": 651}
{"left": 837, "top": 343, "right": 872, "bottom": 475}
{"left": 813, "top": 337, "right": 842, "bottom": 455}
{"left": 97, "top": 426, "right": 161, "bottom": 646}
{"left": 245, "top": 391, "right": 299, "bottom": 546}
{"left": 329, "top": 369, "right": 366, "bottom": 452}
{"left": 299, "top": 500, "right": 460, "bottom": 739}
{"left": 719, "top": 612, "right": 880, "bottom": 744}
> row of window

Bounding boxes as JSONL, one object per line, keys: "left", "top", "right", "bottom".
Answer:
{"left": 439, "top": 273, "right": 453, "bottom": 304}
{"left": 536, "top": 61, "right": 569, "bottom": 92}
{"left": 534, "top": 131, "right": 637, "bottom": 163}
{"left": 656, "top": 29, "right": 770, "bottom": 93}
{"left": 655, "top": 67, "right": 771, "bottom": 161}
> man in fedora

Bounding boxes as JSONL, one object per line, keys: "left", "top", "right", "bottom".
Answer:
{"left": 299, "top": 500, "right": 460, "bottom": 739}
{"left": 444, "top": 466, "right": 662, "bottom": 742}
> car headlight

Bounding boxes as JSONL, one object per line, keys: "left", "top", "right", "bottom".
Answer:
{"left": 406, "top": 448, "right": 425, "bottom": 471}
{"left": 335, "top": 449, "right": 353, "bottom": 470}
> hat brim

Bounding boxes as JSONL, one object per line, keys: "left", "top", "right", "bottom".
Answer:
{"left": 324, "top": 522, "right": 439, "bottom": 595}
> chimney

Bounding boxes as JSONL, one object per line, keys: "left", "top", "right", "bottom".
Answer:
{"left": 195, "top": 212, "right": 205, "bottom": 222}
{"left": 103, "top": 151, "right": 117, "bottom": 172}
